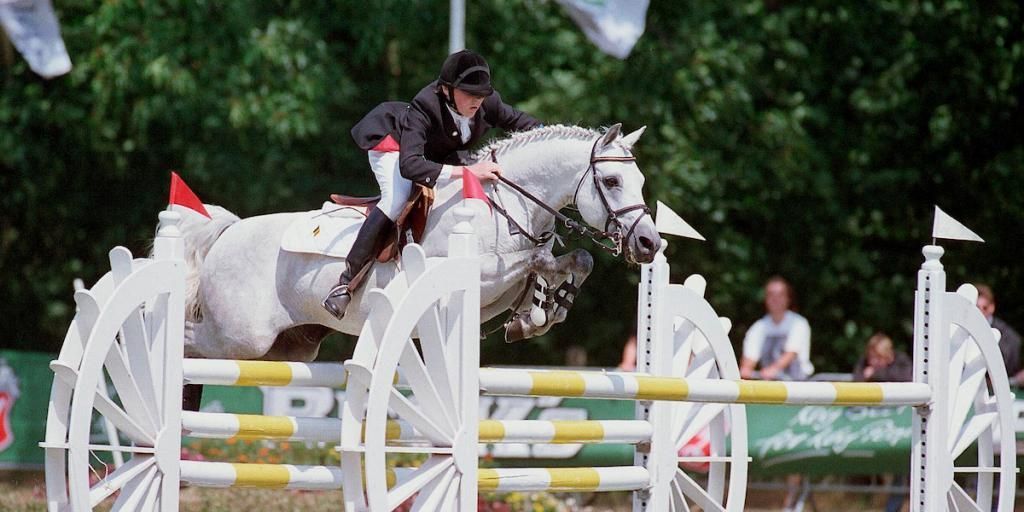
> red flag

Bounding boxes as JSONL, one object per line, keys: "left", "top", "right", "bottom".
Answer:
{"left": 168, "top": 171, "right": 211, "bottom": 218}
{"left": 461, "top": 167, "right": 491, "bottom": 211}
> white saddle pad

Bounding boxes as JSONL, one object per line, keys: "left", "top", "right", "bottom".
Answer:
{"left": 280, "top": 202, "right": 369, "bottom": 258}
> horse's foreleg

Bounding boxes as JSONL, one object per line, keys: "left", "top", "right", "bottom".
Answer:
{"left": 504, "top": 249, "right": 593, "bottom": 342}
{"left": 544, "top": 249, "right": 594, "bottom": 327}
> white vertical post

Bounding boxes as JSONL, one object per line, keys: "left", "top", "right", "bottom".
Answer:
{"left": 450, "top": 206, "right": 479, "bottom": 511}
{"left": 154, "top": 210, "right": 185, "bottom": 261}
{"left": 910, "top": 245, "right": 951, "bottom": 512}
{"left": 154, "top": 210, "right": 185, "bottom": 511}
{"left": 633, "top": 240, "right": 670, "bottom": 511}
{"left": 449, "top": 0, "right": 465, "bottom": 54}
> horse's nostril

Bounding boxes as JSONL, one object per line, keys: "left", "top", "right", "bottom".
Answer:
{"left": 639, "top": 236, "right": 655, "bottom": 253}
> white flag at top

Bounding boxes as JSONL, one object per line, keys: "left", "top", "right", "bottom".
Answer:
{"left": 932, "top": 206, "right": 984, "bottom": 243}
{"left": 655, "top": 201, "right": 705, "bottom": 241}
{"left": 554, "top": 0, "right": 650, "bottom": 59}
{"left": 0, "top": 0, "right": 72, "bottom": 79}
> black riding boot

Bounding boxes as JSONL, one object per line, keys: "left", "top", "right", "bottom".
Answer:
{"left": 322, "top": 207, "right": 394, "bottom": 320}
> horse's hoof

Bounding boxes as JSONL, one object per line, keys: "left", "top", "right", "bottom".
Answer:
{"left": 504, "top": 320, "right": 527, "bottom": 343}
{"left": 322, "top": 292, "right": 351, "bottom": 321}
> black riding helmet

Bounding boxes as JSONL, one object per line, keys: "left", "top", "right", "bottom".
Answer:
{"left": 438, "top": 49, "right": 494, "bottom": 102}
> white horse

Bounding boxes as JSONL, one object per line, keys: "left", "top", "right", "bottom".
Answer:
{"left": 178, "top": 123, "right": 659, "bottom": 362}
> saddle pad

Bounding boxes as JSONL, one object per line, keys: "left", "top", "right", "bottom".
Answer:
{"left": 280, "top": 202, "right": 368, "bottom": 258}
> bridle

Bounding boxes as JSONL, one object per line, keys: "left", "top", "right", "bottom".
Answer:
{"left": 488, "top": 136, "right": 652, "bottom": 258}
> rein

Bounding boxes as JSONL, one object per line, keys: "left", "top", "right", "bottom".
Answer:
{"left": 486, "top": 137, "right": 651, "bottom": 257}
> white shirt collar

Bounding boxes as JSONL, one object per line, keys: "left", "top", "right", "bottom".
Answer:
{"left": 445, "top": 103, "right": 473, "bottom": 144}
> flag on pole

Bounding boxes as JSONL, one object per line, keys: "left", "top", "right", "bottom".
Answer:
{"left": 554, "top": 0, "right": 650, "bottom": 59}
{"left": 0, "top": 0, "right": 72, "bottom": 79}
{"left": 461, "top": 167, "right": 491, "bottom": 211}
{"left": 932, "top": 206, "right": 983, "bottom": 243}
{"left": 168, "top": 172, "right": 211, "bottom": 218}
{"left": 655, "top": 201, "right": 705, "bottom": 241}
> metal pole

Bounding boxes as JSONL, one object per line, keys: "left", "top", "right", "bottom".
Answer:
{"left": 449, "top": 0, "right": 465, "bottom": 54}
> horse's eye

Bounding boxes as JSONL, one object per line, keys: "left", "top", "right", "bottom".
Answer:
{"left": 602, "top": 176, "right": 620, "bottom": 188}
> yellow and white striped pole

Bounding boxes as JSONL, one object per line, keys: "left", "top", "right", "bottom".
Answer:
{"left": 179, "top": 461, "right": 403, "bottom": 490}
{"left": 181, "top": 411, "right": 340, "bottom": 442}
{"left": 183, "top": 359, "right": 348, "bottom": 388}
{"left": 478, "top": 467, "right": 650, "bottom": 493}
{"left": 180, "top": 461, "right": 346, "bottom": 490}
{"left": 183, "top": 412, "right": 654, "bottom": 445}
{"left": 180, "top": 461, "right": 647, "bottom": 494}
{"left": 479, "top": 368, "right": 932, "bottom": 406}
{"left": 478, "top": 420, "right": 652, "bottom": 444}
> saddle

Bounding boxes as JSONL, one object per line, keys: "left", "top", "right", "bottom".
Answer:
{"left": 330, "top": 184, "right": 435, "bottom": 264}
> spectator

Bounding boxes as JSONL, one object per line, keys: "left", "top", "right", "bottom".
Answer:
{"left": 740, "top": 276, "right": 814, "bottom": 381}
{"left": 739, "top": 276, "right": 812, "bottom": 511}
{"left": 853, "top": 332, "right": 913, "bottom": 382}
{"left": 974, "top": 284, "right": 1023, "bottom": 385}
{"left": 853, "top": 332, "right": 912, "bottom": 512}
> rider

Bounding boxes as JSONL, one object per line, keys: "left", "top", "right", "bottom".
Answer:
{"left": 323, "top": 49, "right": 542, "bottom": 319}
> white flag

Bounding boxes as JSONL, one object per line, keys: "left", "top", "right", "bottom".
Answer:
{"left": 932, "top": 206, "right": 984, "bottom": 243}
{"left": 554, "top": 0, "right": 650, "bottom": 59}
{"left": 0, "top": 0, "right": 72, "bottom": 79}
{"left": 655, "top": 201, "right": 705, "bottom": 241}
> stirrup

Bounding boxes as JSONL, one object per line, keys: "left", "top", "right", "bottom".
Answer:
{"left": 322, "top": 284, "right": 351, "bottom": 320}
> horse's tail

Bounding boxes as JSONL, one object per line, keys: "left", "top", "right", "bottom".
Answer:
{"left": 177, "top": 204, "right": 240, "bottom": 321}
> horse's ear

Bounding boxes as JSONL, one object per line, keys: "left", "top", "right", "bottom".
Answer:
{"left": 600, "top": 123, "right": 622, "bottom": 147}
{"left": 620, "top": 126, "right": 647, "bottom": 150}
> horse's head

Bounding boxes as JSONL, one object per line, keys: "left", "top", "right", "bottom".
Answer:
{"left": 573, "top": 123, "right": 659, "bottom": 264}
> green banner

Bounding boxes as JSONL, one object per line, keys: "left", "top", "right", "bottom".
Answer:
{"left": 746, "top": 404, "right": 915, "bottom": 476}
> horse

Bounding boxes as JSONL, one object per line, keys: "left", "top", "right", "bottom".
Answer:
{"left": 177, "top": 123, "right": 659, "bottom": 363}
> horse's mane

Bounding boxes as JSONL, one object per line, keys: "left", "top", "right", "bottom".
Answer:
{"left": 471, "top": 124, "right": 601, "bottom": 161}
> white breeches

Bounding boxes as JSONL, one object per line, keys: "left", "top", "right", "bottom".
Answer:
{"left": 368, "top": 150, "right": 411, "bottom": 221}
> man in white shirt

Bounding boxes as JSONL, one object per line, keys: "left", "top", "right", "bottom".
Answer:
{"left": 740, "top": 276, "right": 813, "bottom": 381}
{"left": 740, "top": 276, "right": 814, "bottom": 511}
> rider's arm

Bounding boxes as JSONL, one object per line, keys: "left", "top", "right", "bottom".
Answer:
{"left": 397, "top": 108, "right": 445, "bottom": 188}
{"left": 484, "top": 90, "right": 541, "bottom": 132}
{"left": 398, "top": 108, "right": 501, "bottom": 184}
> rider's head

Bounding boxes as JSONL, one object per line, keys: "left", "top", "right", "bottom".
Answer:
{"left": 438, "top": 49, "right": 493, "bottom": 116}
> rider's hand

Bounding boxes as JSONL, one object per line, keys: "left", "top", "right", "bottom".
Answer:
{"left": 466, "top": 161, "right": 502, "bottom": 182}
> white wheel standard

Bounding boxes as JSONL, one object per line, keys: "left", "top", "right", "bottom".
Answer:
{"left": 644, "top": 272, "right": 748, "bottom": 512}
{"left": 42, "top": 246, "right": 185, "bottom": 511}
{"left": 340, "top": 244, "right": 481, "bottom": 511}
{"left": 931, "top": 284, "right": 1017, "bottom": 512}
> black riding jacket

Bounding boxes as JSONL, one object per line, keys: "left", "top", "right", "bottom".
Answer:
{"left": 351, "top": 81, "right": 540, "bottom": 188}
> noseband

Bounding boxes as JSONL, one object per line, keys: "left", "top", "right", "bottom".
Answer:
{"left": 571, "top": 138, "right": 652, "bottom": 256}
{"left": 489, "top": 136, "right": 652, "bottom": 257}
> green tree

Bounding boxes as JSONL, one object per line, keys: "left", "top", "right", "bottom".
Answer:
{"left": 2, "top": 1, "right": 1022, "bottom": 375}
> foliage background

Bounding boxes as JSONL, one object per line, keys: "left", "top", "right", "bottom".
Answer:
{"left": 2, "top": 0, "right": 1021, "bottom": 373}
